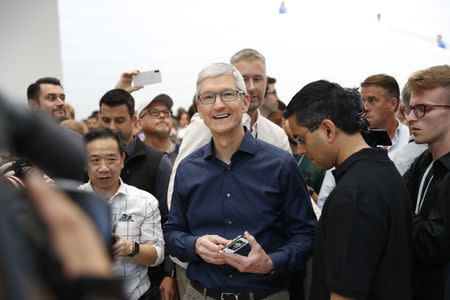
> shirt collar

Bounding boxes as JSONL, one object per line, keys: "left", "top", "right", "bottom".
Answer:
{"left": 332, "top": 147, "right": 388, "bottom": 182}
{"left": 85, "top": 178, "right": 126, "bottom": 201}
{"left": 436, "top": 151, "right": 450, "bottom": 171}
{"left": 202, "top": 127, "right": 257, "bottom": 160}
{"left": 386, "top": 119, "right": 406, "bottom": 152}
{"left": 242, "top": 110, "right": 261, "bottom": 138}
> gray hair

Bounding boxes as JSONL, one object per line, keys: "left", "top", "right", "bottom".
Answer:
{"left": 230, "top": 48, "right": 266, "bottom": 69}
{"left": 196, "top": 63, "right": 246, "bottom": 97}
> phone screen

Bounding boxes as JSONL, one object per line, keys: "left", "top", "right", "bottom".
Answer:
{"left": 223, "top": 235, "right": 249, "bottom": 253}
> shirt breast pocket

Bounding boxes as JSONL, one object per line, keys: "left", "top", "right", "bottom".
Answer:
{"left": 115, "top": 213, "right": 141, "bottom": 241}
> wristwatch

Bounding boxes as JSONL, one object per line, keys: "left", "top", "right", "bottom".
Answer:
{"left": 128, "top": 241, "right": 140, "bottom": 257}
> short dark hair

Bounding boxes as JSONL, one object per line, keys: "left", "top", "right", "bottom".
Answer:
{"left": 99, "top": 89, "right": 135, "bottom": 117}
{"left": 83, "top": 127, "right": 126, "bottom": 155}
{"left": 284, "top": 80, "right": 367, "bottom": 134}
{"left": 265, "top": 77, "right": 277, "bottom": 94}
{"left": 361, "top": 74, "right": 400, "bottom": 109}
{"left": 27, "top": 77, "right": 62, "bottom": 102}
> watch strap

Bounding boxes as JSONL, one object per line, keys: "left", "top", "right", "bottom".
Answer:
{"left": 128, "top": 241, "right": 140, "bottom": 257}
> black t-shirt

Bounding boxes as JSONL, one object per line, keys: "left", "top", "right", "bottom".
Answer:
{"left": 310, "top": 148, "right": 413, "bottom": 300}
{"left": 404, "top": 150, "right": 450, "bottom": 300}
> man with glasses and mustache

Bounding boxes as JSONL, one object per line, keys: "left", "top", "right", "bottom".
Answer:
{"left": 139, "top": 94, "right": 180, "bottom": 164}
{"left": 402, "top": 65, "right": 450, "bottom": 300}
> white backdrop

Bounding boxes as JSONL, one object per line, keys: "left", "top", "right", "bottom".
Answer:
{"left": 58, "top": 0, "right": 450, "bottom": 119}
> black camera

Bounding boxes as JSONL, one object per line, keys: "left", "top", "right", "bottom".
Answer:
{"left": 4, "top": 158, "right": 34, "bottom": 179}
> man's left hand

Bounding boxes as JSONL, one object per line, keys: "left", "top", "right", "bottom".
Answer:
{"left": 220, "top": 231, "right": 274, "bottom": 274}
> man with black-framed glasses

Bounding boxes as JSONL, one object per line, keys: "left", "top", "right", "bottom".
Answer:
{"left": 139, "top": 94, "right": 180, "bottom": 164}
{"left": 403, "top": 65, "right": 450, "bottom": 300}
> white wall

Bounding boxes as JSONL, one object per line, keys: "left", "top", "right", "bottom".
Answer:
{"left": 58, "top": 0, "right": 450, "bottom": 120}
{"left": 2, "top": 0, "right": 449, "bottom": 119}
{"left": 0, "top": 0, "right": 62, "bottom": 104}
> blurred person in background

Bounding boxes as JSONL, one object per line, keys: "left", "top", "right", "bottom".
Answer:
{"left": 65, "top": 103, "right": 75, "bottom": 120}
{"left": 61, "top": 119, "right": 89, "bottom": 135}
{"left": 175, "top": 109, "right": 190, "bottom": 140}
{"left": 268, "top": 100, "right": 286, "bottom": 127}
{"left": 261, "top": 76, "right": 280, "bottom": 118}
{"left": 86, "top": 111, "right": 100, "bottom": 131}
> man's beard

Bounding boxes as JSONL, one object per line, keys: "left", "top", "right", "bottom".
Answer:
{"left": 155, "top": 130, "right": 170, "bottom": 139}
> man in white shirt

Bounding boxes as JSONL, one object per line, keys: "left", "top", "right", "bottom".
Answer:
{"left": 79, "top": 127, "right": 164, "bottom": 300}
{"left": 317, "top": 74, "right": 409, "bottom": 208}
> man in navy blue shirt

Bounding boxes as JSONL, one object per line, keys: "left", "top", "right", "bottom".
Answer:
{"left": 165, "top": 62, "right": 316, "bottom": 299}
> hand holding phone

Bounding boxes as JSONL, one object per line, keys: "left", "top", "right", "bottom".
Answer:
{"left": 222, "top": 235, "right": 249, "bottom": 253}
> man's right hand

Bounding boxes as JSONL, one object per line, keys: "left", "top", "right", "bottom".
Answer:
{"left": 115, "top": 70, "right": 143, "bottom": 93}
{"left": 195, "top": 235, "right": 230, "bottom": 265}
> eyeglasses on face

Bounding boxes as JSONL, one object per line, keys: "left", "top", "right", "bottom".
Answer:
{"left": 292, "top": 125, "right": 319, "bottom": 146}
{"left": 197, "top": 89, "right": 244, "bottom": 105}
{"left": 403, "top": 103, "right": 450, "bottom": 118}
{"left": 142, "top": 109, "right": 172, "bottom": 118}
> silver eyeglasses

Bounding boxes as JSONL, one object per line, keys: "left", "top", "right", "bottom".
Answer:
{"left": 197, "top": 90, "right": 244, "bottom": 105}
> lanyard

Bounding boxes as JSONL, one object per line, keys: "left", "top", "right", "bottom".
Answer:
{"left": 298, "top": 155, "right": 305, "bottom": 167}
{"left": 415, "top": 162, "right": 434, "bottom": 214}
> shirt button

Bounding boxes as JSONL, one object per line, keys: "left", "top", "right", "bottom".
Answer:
{"left": 228, "top": 220, "right": 232, "bottom": 225}
{"left": 229, "top": 274, "right": 233, "bottom": 278}
{"left": 226, "top": 193, "right": 231, "bottom": 198}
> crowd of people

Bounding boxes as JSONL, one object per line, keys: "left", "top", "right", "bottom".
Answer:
{"left": 0, "top": 48, "right": 449, "bottom": 300}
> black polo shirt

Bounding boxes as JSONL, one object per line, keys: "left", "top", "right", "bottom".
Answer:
{"left": 310, "top": 148, "right": 413, "bottom": 300}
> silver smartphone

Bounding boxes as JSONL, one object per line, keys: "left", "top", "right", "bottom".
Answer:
{"left": 222, "top": 235, "right": 249, "bottom": 253}
{"left": 133, "top": 70, "right": 161, "bottom": 86}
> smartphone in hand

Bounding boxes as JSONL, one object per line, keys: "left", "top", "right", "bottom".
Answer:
{"left": 222, "top": 235, "right": 249, "bottom": 253}
{"left": 133, "top": 70, "right": 161, "bottom": 86}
